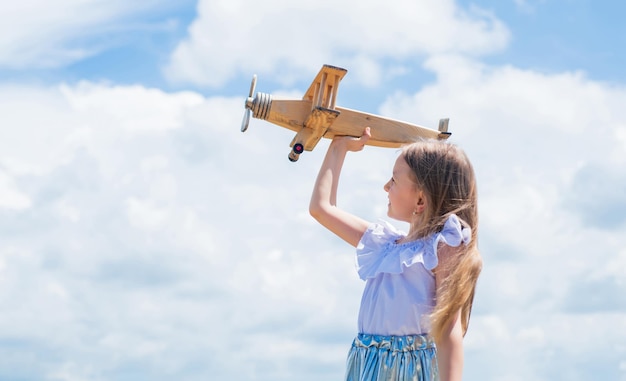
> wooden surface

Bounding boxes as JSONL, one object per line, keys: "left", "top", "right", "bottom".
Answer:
{"left": 299, "top": 107, "right": 340, "bottom": 150}
{"left": 302, "top": 65, "right": 347, "bottom": 109}
{"left": 265, "top": 99, "right": 448, "bottom": 150}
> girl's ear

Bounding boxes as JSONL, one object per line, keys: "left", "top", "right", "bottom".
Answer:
{"left": 414, "top": 191, "right": 427, "bottom": 214}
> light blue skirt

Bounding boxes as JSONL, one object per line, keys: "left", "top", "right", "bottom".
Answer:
{"left": 345, "top": 333, "right": 439, "bottom": 381}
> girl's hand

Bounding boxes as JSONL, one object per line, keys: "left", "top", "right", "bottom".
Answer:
{"left": 331, "top": 127, "right": 371, "bottom": 152}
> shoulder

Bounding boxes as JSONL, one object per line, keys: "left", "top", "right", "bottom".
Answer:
{"left": 357, "top": 220, "right": 405, "bottom": 250}
{"left": 435, "top": 242, "right": 462, "bottom": 271}
{"left": 429, "top": 214, "right": 472, "bottom": 272}
{"left": 355, "top": 220, "right": 417, "bottom": 280}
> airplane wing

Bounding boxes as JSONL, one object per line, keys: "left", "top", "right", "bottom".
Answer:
{"left": 327, "top": 106, "right": 450, "bottom": 147}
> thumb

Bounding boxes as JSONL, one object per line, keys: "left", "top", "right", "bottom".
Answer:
{"left": 360, "top": 127, "right": 371, "bottom": 143}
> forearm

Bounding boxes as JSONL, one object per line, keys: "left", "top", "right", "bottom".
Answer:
{"left": 309, "top": 140, "right": 348, "bottom": 214}
{"left": 437, "top": 337, "right": 463, "bottom": 381}
{"left": 436, "top": 313, "right": 464, "bottom": 381}
{"left": 308, "top": 133, "right": 370, "bottom": 247}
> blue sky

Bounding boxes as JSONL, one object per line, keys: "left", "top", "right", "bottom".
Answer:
{"left": 465, "top": 0, "right": 626, "bottom": 81}
{"left": 1, "top": 1, "right": 625, "bottom": 381}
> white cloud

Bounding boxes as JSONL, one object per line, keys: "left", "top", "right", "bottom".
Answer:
{"left": 380, "top": 54, "right": 626, "bottom": 230}
{"left": 465, "top": 313, "right": 626, "bottom": 380}
{"left": 0, "top": 0, "right": 168, "bottom": 68}
{"left": 164, "top": 0, "right": 510, "bottom": 87}
{"left": 0, "top": 169, "right": 31, "bottom": 210}
{"left": 0, "top": 80, "right": 367, "bottom": 380}
{"left": 0, "top": 84, "right": 79, "bottom": 174}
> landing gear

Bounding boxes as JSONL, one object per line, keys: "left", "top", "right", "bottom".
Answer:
{"left": 288, "top": 143, "right": 304, "bottom": 162}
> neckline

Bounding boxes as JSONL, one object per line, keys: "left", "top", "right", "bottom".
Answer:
{"left": 391, "top": 235, "right": 427, "bottom": 248}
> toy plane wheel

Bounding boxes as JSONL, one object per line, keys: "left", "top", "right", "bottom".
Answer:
{"left": 288, "top": 143, "right": 304, "bottom": 162}
{"left": 293, "top": 143, "right": 304, "bottom": 154}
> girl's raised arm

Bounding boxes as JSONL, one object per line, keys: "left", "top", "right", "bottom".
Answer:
{"left": 309, "top": 128, "right": 371, "bottom": 248}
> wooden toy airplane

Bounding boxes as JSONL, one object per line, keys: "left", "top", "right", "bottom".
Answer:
{"left": 241, "top": 64, "right": 451, "bottom": 162}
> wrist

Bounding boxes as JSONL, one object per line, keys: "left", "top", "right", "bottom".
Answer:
{"left": 329, "top": 138, "right": 349, "bottom": 152}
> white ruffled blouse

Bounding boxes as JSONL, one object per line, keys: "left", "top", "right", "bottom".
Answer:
{"left": 355, "top": 214, "right": 471, "bottom": 336}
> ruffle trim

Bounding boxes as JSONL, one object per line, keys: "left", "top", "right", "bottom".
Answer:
{"left": 355, "top": 214, "right": 471, "bottom": 280}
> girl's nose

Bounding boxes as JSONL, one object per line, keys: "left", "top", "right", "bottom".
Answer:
{"left": 383, "top": 180, "right": 390, "bottom": 192}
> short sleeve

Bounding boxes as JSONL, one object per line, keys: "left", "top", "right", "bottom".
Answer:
{"left": 355, "top": 220, "right": 404, "bottom": 280}
{"left": 432, "top": 214, "right": 471, "bottom": 251}
{"left": 427, "top": 214, "right": 472, "bottom": 268}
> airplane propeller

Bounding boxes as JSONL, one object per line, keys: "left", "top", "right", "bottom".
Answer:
{"left": 241, "top": 74, "right": 257, "bottom": 132}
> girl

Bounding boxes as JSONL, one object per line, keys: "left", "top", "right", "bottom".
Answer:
{"left": 309, "top": 127, "right": 481, "bottom": 381}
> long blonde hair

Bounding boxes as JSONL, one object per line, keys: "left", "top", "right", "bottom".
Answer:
{"left": 401, "top": 139, "right": 482, "bottom": 343}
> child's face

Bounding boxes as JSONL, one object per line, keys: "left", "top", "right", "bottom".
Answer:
{"left": 383, "top": 155, "right": 420, "bottom": 223}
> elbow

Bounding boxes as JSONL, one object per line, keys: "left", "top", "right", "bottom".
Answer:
{"left": 309, "top": 199, "right": 334, "bottom": 223}
{"left": 308, "top": 202, "right": 324, "bottom": 221}
{"left": 437, "top": 329, "right": 464, "bottom": 353}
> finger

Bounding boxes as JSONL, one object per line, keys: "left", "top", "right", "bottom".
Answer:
{"left": 360, "top": 127, "right": 371, "bottom": 144}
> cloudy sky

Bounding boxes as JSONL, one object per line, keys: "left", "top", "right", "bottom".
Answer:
{"left": 1, "top": 0, "right": 625, "bottom": 380}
